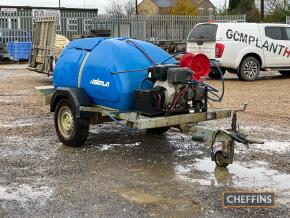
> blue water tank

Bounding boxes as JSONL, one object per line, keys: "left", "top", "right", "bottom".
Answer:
{"left": 53, "top": 37, "right": 176, "bottom": 111}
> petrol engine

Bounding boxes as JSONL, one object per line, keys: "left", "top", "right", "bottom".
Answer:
{"left": 134, "top": 64, "right": 208, "bottom": 116}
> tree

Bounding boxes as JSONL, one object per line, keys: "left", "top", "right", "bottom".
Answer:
{"left": 256, "top": 0, "right": 290, "bottom": 22}
{"left": 228, "top": 0, "right": 256, "bottom": 13}
{"left": 264, "top": 4, "right": 290, "bottom": 22}
{"left": 237, "top": 0, "right": 256, "bottom": 13}
{"left": 105, "top": 0, "right": 124, "bottom": 15}
{"left": 228, "top": 0, "right": 261, "bottom": 22}
{"left": 105, "top": 0, "right": 136, "bottom": 16}
{"left": 229, "top": 0, "right": 241, "bottom": 11}
{"left": 256, "top": 0, "right": 289, "bottom": 13}
{"left": 124, "top": 0, "right": 136, "bottom": 16}
{"left": 170, "top": 0, "right": 199, "bottom": 16}
{"left": 264, "top": 0, "right": 288, "bottom": 12}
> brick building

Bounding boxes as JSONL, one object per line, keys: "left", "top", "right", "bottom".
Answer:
{"left": 137, "top": 0, "right": 215, "bottom": 16}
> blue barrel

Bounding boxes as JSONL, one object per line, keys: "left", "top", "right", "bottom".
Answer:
{"left": 7, "top": 42, "right": 32, "bottom": 61}
{"left": 53, "top": 37, "right": 176, "bottom": 111}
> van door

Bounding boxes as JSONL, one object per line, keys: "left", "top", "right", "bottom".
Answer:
{"left": 263, "top": 26, "right": 289, "bottom": 67}
{"left": 187, "top": 24, "right": 217, "bottom": 59}
{"left": 284, "top": 27, "right": 290, "bottom": 67}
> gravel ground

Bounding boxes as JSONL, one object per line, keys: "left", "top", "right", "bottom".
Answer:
{"left": 0, "top": 64, "right": 290, "bottom": 217}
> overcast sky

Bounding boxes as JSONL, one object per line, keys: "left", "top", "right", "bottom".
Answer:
{"left": 0, "top": 0, "right": 226, "bottom": 13}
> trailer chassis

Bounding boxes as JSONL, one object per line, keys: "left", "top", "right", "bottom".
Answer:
{"left": 36, "top": 86, "right": 262, "bottom": 167}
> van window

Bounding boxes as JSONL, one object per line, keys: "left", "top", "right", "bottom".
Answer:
{"left": 187, "top": 24, "right": 217, "bottom": 42}
{"left": 265, "top": 27, "right": 283, "bottom": 40}
{"left": 286, "top": 28, "right": 290, "bottom": 40}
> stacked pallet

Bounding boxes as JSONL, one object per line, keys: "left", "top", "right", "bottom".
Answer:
{"left": 54, "top": 34, "right": 69, "bottom": 59}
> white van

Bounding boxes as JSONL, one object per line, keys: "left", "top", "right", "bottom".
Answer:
{"left": 187, "top": 23, "right": 290, "bottom": 81}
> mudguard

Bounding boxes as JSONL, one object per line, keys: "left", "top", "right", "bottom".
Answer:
{"left": 50, "top": 87, "right": 92, "bottom": 118}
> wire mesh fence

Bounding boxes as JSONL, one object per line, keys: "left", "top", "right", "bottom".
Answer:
{"left": 0, "top": 10, "right": 246, "bottom": 45}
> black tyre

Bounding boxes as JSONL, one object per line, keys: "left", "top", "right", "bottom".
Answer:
{"left": 238, "top": 57, "right": 260, "bottom": 81}
{"left": 209, "top": 68, "right": 226, "bottom": 79}
{"left": 54, "top": 98, "right": 89, "bottom": 147}
{"left": 214, "top": 150, "right": 229, "bottom": 167}
{"left": 147, "top": 127, "right": 170, "bottom": 135}
{"left": 279, "top": 71, "right": 290, "bottom": 76}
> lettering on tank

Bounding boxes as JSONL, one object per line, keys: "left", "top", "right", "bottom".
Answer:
{"left": 90, "top": 79, "right": 110, "bottom": 87}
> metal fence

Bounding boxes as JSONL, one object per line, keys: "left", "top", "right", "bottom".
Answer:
{"left": 57, "top": 13, "right": 96, "bottom": 40}
{"left": 287, "top": 16, "right": 290, "bottom": 24}
{"left": 0, "top": 10, "right": 246, "bottom": 45}
{"left": 95, "top": 14, "right": 246, "bottom": 41}
{"left": 0, "top": 10, "right": 32, "bottom": 44}
{"left": 0, "top": 10, "right": 97, "bottom": 44}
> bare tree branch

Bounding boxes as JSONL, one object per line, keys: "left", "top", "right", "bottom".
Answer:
{"left": 124, "top": 0, "right": 136, "bottom": 16}
{"left": 105, "top": 0, "right": 136, "bottom": 16}
{"left": 105, "top": 0, "right": 124, "bottom": 15}
{"left": 257, "top": 0, "right": 288, "bottom": 13}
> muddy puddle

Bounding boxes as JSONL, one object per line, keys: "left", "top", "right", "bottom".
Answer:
{"left": 88, "top": 126, "right": 290, "bottom": 192}
{"left": 175, "top": 157, "right": 290, "bottom": 190}
{"left": 113, "top": 188, "right": 202, "bottom": 216}
{"left": 96, "top": 142, "right": 141, "bottom": 151}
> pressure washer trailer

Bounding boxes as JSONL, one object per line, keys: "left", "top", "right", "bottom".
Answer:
{"left": 36, "top": 37, "right": 262, "bottom": 167}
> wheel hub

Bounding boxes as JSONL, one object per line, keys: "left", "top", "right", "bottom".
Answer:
{"left": 63, "top": 112, "right": 73, "bottom": 130}
{"left": 58, "top": 106, "right": 74, "bottom": 138}
{"left": 244, "top": 61, "right": 257, "bottom": 78}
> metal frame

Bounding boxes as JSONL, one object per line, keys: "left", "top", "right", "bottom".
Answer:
{"left": 28, "top": 16, "right": 56, "bottom": 75}
{"left": 35, "top": 86, "right": 232, "bottom": 130}
{"left": 189, "top": 126, "right": 235, "bottom": 164}
{"left": 80, "top": 104, "right": 238, "bottom": 166}
{"left": 35, "top": 87, "right": 262, "bottom": 167}
{"left": 80, "top": 105, "right": 231, "bottom": 130}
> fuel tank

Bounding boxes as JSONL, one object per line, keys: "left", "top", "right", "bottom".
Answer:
{"left": 53, "top": 37, "right": 175, "bottom": 111}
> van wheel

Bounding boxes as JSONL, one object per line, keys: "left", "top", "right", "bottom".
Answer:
{"left": 147, "top": 127, "right": 170, "bottom": 135}
{"left": 209, "top": 68, "right": 226, "bottom": 79}
{"left": 279, "top": 71, "right": 290, "bottom": 76}
{"left": 55, "top": 98, "right": 89, "bottom": 147}
{"left": 238, "top": 57, "right": 260, "bottom": 81}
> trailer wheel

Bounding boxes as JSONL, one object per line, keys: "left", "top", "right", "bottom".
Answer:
{"left": 238, "top": 57, "right": 260, "bottom": 81}
{"left": 147, "top": 127, "right": 170, "bottom": 135}
{"left": 214, "top": 150, "right": 229, "bottom": 167}
{"left": 54, "top": 99, "right": 89, "bottom": 147}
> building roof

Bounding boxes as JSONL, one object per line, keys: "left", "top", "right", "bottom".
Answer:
{"left": 152, "top": 0, "right": 175, "bottom": 8}
{"left": 0, "top": 5, "right": 98, "bottom": 12}
{"left": 149, "top": 0, "right": 215, "bottom": 9}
